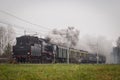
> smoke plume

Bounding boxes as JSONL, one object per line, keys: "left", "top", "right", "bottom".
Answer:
{"left": 46, "top": 27, "right": 80, "bottom": 48}
{"left": 76, "top": 35, "right": 113, "bottom": 64}
{"left": 46, "top": 27, "right": 113, "bottom": 64}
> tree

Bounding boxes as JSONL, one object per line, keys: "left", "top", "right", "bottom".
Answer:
{"left": 0, "top": 23, "right": 15, "bottom": 55}
{"left": 0, "top": 26, "right": 6, "bottom": 55}
{"left": 114, "top": 36, "right": 120, "bottom": 64}
{"left": 3, "top": 43, "right": 12, "bottom": 57}
{"left": 117, "top": 37, "right": 120, "bottom": 48}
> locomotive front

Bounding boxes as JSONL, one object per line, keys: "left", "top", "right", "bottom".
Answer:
{"left": 13, "top": 35, "right": 42, "bottom": 63}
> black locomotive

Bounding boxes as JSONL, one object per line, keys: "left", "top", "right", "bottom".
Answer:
{"left": 13, "top": 35, "right": 106, "bottom": 63}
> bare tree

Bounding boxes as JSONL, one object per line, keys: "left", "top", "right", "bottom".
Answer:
{"left": 117, "top": 37, "right": 120, "bottom": 48}
{"left": 0, "top": 23, "right": 15, "bottom": 55}
{"left": 113, "top": 37, "right": 120, "bottom": 64}
{"left": 0, "top": 26, "right": 7, "bottom": 55}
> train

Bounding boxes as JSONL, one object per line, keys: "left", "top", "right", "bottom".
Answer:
{"left": 13, "top": 35, "right": 106, "bottom": 64}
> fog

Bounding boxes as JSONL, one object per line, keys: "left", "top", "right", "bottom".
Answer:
{"left": 77, "top": 35, "right": 113, "bottom": 63}
{"left": 0, "top": 0, "right": 119, "bottom": 63}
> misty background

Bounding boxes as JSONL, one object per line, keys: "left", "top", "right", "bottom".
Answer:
{"left": 0, "top": 0, "right": 120, "bottom": 64}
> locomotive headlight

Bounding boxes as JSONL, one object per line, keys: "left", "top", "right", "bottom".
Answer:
{"left": 28, "top": 52, "right": 30, "bottom": 55}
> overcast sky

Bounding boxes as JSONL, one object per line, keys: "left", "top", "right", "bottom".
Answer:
{"left": 0, "top": 0, "right": 120, "bottom": 45}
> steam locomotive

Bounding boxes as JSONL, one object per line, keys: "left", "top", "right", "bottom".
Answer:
{"left": 13, "top": 35, "right": 106, "bottom": 63}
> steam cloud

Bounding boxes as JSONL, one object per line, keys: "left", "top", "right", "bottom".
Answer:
{"left": 46, "top": 27, "right": 114, "bottom": 64}
{"left": 76, "top": 35, "right": 113, "bottom": 64}
{"left": 46, "top": 27, "right": 80, "bottom": 48}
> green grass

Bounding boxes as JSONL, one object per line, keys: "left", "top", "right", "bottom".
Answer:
{"left": 0, "top": 64, "right": 120, "bottom": 80}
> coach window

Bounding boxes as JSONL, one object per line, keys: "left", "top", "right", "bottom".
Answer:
{"left": 77, "top": 52, "right": 79, "bottom": 57}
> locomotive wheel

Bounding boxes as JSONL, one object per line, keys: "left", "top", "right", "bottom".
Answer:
{"left": 42, "top": 54, "right": 53, "bottom": 63}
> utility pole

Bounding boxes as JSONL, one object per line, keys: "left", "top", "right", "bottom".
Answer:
{"left": 67, "top": 48, "right": 69, "bottom": 64}
{"left": 53, "top": 45, "right": 56, "bottom": 63}
{"left": 66, "top": 29, "right": 70, "bottom": 64}
{"left": 96, "top": 38, "right": 99, "bottom": 64}
{"left": 24, "top": 30, "right": 26, "bottom": 35}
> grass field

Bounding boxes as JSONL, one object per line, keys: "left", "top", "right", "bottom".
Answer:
{"left": 0, "top": 64, "right": 120, "bottom": 80}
